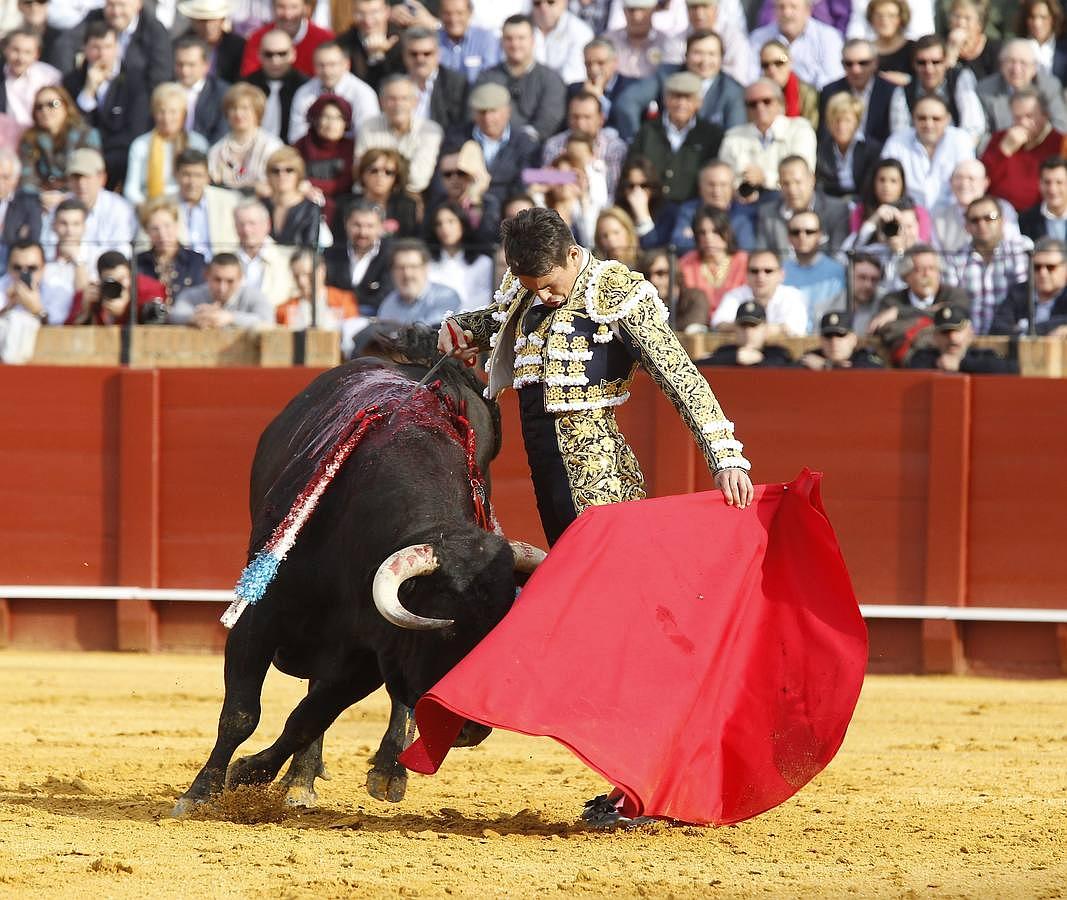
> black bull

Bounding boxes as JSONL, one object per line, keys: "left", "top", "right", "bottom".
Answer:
{"left": 174, "top": 340, "right": 542, "bottom": 814}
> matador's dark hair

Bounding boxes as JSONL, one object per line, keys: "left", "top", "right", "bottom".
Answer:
{"left": 500, "top": 208, "right": 575, "bottom": 278}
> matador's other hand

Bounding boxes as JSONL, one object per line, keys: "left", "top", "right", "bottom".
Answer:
{"left": 715, "top": 468, "right": 754, "bottom": 510}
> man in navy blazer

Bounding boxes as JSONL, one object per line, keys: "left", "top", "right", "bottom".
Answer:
{"left": 817, "top": 39, "right": 895, "bottom": 145}
{"left": 565, "top": 38, "right": 636, "bottom": 137}
{"left": 173, "top": 35, "right": 230, "bottom": 144}
{"left": 612, "top": 30, "right": 746, "bottom": 141}
{"left": 1018, "top": 157, "right": 1067, "bottom": 242}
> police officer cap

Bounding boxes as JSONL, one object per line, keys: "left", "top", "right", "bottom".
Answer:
{"left": 623, "top": 0, "right": 658, "bottom": 7}
{"left": 736, "top": 301, "right": 767, "bottom": 325}
{"left": 934, "top": 305, "right": 970, "bottom": 331}
{"left": 819, "top": 311, "right": 853, "bottom": 336}
{"left": 665, "top": 72, "right": 703, "bottom": 96}
{"left": 469, "top": 82, "right": 511, "bottom": 111}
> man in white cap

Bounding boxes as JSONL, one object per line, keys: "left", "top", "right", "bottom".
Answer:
{"left": 177, "top": 0, "right": 247, "bottom": 84}
{"left": 531, "top": 0, "right": 593, "bottom": 86}
{"left": 626, "top": 71, "right": 723, "bottom": 201}
{"left": 603, "top": 0, "right": 680, "bottom": 80}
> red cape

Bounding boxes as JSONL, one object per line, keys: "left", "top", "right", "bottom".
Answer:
{"left": 399, "top": 470, "right": 867, "bottom": 826}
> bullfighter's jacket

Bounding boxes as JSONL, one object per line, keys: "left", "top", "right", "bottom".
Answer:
{"left": 451, "top": 252, "right": 749, "bottom": 535}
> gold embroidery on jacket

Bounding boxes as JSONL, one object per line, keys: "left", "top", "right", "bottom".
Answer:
{"left": 555, "top": 408, "right": 646, "bottom": 512}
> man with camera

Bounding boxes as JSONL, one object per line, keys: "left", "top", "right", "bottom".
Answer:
{"left": 65, "top": 251, "right": 166, "bottom": 326}
{"left": 0, "top": 241, "right": 57, "bottom": 363}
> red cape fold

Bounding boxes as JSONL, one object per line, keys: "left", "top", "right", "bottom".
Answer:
{"left": 399, "top": 469, "right": 868, "bottom": 826}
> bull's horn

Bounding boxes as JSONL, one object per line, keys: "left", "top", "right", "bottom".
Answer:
{"left": 509, "top": 540, "right": 547, "bottom": 573}
{"left": 372, "top": 544, "right": 454, "bottom": 630}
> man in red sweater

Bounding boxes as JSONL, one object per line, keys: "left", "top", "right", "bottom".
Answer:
{"left": 981, "top": 86, "right": 1065, "bottom": 213}
{"left": 240, "top": 0, "right": 334, "bottom": 78}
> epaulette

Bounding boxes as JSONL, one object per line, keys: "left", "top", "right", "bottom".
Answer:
{"left": 584, "top": 259, "right": 669, "bottom": 343}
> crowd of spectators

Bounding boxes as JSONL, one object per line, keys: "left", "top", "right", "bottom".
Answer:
{"left": 0, "top": 0, "right": 1064, "bottom": 371}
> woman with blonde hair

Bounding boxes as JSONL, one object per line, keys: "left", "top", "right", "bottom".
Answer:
{"left": 594, "top": 207, "right": 640, "bottom": 270}
{"left": 18, "top": 85, "right": 100, "bottom": 212}
{"left": 758, "top": 40, "right": 818, "bottom": 130}
{"left": 125, "top": 83, "right": 209, "bottom": 206}
{"left": 263, "top": 146, "right": 328, "bottom": 246}
{"left": 208, "top": 82, "right": 283, "bottom": 189}
{"left": 815, "top": 93, "right": 884, "bottom": 199}
{"left": 135, "top": 196, "right": 207, "bottom": 305}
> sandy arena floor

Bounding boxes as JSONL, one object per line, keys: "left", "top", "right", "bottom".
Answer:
{"left": 0, "top": 652, "right": 1064, "bottom": 898}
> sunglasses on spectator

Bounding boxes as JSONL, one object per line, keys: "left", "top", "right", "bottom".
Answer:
{"left": 261, "top": 49, "right": 290, "bottom": 59}
{"left": 844, "top": 59, "right": 874, "bottom": 69}
{"left": 34, "top": 98, "right": 62, "bottom": 111}
{"left": 367, "top": 166, "right": 397, "bottom": 176}
{"left": 440, "top": 169, "right": 467, "bottom": 178}
{"left": 788, "top": 227, "right": 819, "bottom": 236}
{"left": 745, "top": 97, "right": 775, "bottom": 108}
{"left": 268, "top": 166, "right": 297, "bottom": 175}
{"left": 1035, "top": 262, "right": 1063, "bottom": 271}
{"left": 532, "top": 0, "right": 557, "bottom": 5}
{"left": 748, "top": 266, "right": 778, "bottom": 274}
{"left": 761, "top": 58, "right": 788, "bottom": 69}
{"left": 967, "top": 212, "right": 1000, "bottom": 224}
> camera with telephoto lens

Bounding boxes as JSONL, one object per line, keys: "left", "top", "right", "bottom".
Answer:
{"left": 140, "top": 299, "right": 169, "bottom": 325}
{"left": 880, "top": 219, "right": 900, "bottom": 238}
{"left": 100, "top": 277, "right": 124, "bottom": 300}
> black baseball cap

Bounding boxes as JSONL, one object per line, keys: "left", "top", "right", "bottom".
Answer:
{"left": 934, "top": 305, "right": 970, "bottom": 331}
{"left": 819, "top": 311, "right": 852, "bottom": 336}
{"left": 736, "top": 300, "right": 766, "bottom": 325}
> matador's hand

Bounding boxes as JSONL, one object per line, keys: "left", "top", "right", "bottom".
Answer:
{"left": 715, "top": 468, "right": 753, "bottom": 510}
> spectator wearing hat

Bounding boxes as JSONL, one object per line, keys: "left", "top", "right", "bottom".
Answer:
{"left": 699, "top": 299, "right": 795, "bottom": 366}
{"left": 295, "top": 94, "right": 354, "bottom": 227}
{"left": 173, "top": 34, "right": 230, "bottom": 145}
{"left": 241, "top": 28, "right": 308, "bottom": 144}
{"left": 625, "top": 70, "right": 723, "bottom": 202}
{"left": 942, "top": 194, "right": 1032, "bottom": 334}
{"left": 683, "top": 0, "right": 754, "bottom": 87}
{"left": 613, "top": 30, "right": 745, "bottom": 142}
{"left": 531, "top": 0, "right": 594, "bottom": 86}
{"left": 475, "top": 14, "right": 567, "bottom": 143}
{"left": 781, "top": 209, "right": 846, "bottom": 331}
{"left": 62, "top": 22, "right": 153, "bottom": 191}
{"left": 437, "top": 0, "right": 500, "bottom": 85}
{"left": 176, "top": 0, "right": 247, "bottom": 86}
{"left": 604, "top": 0, "right": 681, "bottom": 80}
{"left": 399, "top": 27, "right": 468, "bottom": 134}
{"left": 239, "top": 0, "right": 334, "bottom": 79}
{"left": 748, "top": 0, "right": 844, "bottom": 90}
{"left": 800, "top": 311, "right": 885, "bottom": 369}
{"left": 288, "top": 40, "right": 379, "bottom": 143}
{"left": 906, "top": 304, "right": 1020, "bottom": 372}
{"left": 45, "top": 148, "right": 137, "bottom": 269}
{"left": 1019, "top": 155, "right": 1067, "bottom": 241}
{"left": 720, "top": 78, "right": 817, "bottom": 195}
{"left": 712, "top": 248, "right": 809, "bottom": 336}
{"left": 54, "top": 0, "right": 174, "bottom": 95}
{"left": 355, "top": 74, "right": 442, "bottom": 194}
{"left": 981, "top": 87, "right": 1064, "bottom": 213}
{"left": 443, "top": 81, "right": 540, "bottom": 207}
{"left": 990, "top": 236, "right": 1067, "bottom": 334}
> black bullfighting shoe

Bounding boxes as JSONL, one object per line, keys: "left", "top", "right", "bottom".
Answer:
{"left": 580, "top": 793, "right": 653, "bottom": 829}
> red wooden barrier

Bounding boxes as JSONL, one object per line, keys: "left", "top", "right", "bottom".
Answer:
{"left": 1, "top": 366, "right": 1065, "bottom": 675}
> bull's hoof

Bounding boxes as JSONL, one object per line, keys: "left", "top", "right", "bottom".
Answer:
{"left": 366, "top": 768, "right": 408, "bottom": 803}
{"left": 284, "top": 784, "right": 318, "bottom": 808}
{"left": 453, "top": 722, "right": 492, "bottom": 748}
{"left": 170, "top": 796, "right": 202, "bottom": 818}
{"left": 226, "top": 756, "right": 275, "bottom": 788}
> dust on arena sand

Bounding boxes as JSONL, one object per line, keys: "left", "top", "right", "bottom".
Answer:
{"left": 0, "top": 653, "right": 1064, "bottom": 899}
